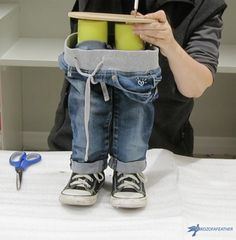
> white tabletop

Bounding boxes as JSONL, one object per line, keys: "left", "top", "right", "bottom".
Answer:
{"left": 0, "top": 149, "right": 236, "bottom": 240}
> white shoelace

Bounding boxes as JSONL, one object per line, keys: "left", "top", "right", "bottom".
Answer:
{"left": 117, "top": 173, "right": 145, "bottom": 190}
{"left": 70, "top": 173, "right": 104, "bottom": 189}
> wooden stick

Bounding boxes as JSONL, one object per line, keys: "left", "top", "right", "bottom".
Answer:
{"left": 68, "top": 12, "right": 154, "bottom": 24}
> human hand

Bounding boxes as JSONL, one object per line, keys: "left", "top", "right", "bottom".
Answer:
{"left": 133, "top": 10, "right": 177, "bottom": 57}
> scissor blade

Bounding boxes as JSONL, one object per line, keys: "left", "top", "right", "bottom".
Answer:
{"left": 16, "top": 170, "right": 23, "bottom": 190}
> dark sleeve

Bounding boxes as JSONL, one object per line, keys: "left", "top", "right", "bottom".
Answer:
{"left": 185, "top": 13, "right": 223, "bottom": 77}
{"left": 70, "top": 0, "right": 79, "bottom": 33}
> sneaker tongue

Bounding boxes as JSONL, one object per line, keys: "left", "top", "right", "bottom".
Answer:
{"left": 120, "top": 177, "right": 138, "bottom": 192}
{"left": 70, "top": 174, "right": 93, "bottom": 190}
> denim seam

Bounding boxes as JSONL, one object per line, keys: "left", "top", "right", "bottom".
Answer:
{"left": 112, "top": 91, "right": 119, "bottom": 161}
{"left": 104, "top": 111, "right": 112, "bottom": 158}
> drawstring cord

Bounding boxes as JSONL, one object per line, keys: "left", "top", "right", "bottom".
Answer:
{"left": 73, "top": 57, "right": 109, "bottom": 162}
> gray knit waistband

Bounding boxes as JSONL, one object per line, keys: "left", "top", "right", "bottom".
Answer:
{"left": 63, "top": 33, "right": 160, "bottom": 72}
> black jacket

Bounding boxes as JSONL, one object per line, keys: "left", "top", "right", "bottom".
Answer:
{"left": 48, "top": 0, "right": 226, "bottom": 156}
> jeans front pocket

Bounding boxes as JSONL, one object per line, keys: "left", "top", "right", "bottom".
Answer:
{"left": 113, "top": 69, "right": 161, "bottom": 103}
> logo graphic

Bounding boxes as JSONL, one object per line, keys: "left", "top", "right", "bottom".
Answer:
{"left": 188, "top": 224, "right": 200, "bottom": 237}
{"left": 187, "top": 224, "right": 234, "bottom": 237}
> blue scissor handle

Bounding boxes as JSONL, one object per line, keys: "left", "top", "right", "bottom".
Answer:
{"left": 9, "top": 151, "right": 42, "bottom": 171}
{"left": 9, "top": 152, "right": 27, "bottom": 169}
{"left": 20, "top": 153, "right": 42, "bottom": 170}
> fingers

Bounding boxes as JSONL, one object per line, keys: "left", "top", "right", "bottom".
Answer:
{"left": 133, "top": 22, "right": 166, "bottom": 32}
{"left": 139, "top": 29, "right": 169, "bottom": 40}
{"left": 132, "top": 10, "right": 174, "bottom": 52}
{"left": 130, "top": 10, "right": 143, "bottom": 16}
{"left": 145, "top": 10, "right": 167, "bottom": 23}
{"left": 133, "top": 20, "right": 168, "bottom": 40}
{"left": 139, "top": 34, "right": 165, "bottom": 48}
{"left": 133, "top": 10, "right": 168, "bottom": 32}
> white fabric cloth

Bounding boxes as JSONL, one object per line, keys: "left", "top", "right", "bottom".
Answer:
{"left": 0, "top": 149, "right": 235, "bottom": 240}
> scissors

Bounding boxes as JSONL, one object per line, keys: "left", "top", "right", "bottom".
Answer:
{"left": 9, "top": 151, "right": 42, "bottom": 190}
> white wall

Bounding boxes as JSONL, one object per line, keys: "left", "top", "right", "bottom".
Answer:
{"left": 191, "top": 0, "right": 236, "bottom": 155}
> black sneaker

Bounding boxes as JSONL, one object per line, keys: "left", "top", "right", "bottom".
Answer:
{"left": 111, "top": 171, "right": 147, "bottom": 208}
{"left": 59, "top": 172, "right": 105, "bottom": 206}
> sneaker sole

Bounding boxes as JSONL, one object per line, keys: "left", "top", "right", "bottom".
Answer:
{"left": 59, "top": 194, "right": 97, "bottom": 206}
{"left": 110, "top": 196, "right": 147, "bottom": 208}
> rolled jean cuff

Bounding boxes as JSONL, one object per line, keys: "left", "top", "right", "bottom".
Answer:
{"left": 70, "top": 159, "right": 107, "bottom": 174}
{"left": 108, "top": 157, "right": 146, "bottom": 173}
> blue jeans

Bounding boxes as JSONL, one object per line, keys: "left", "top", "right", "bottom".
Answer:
{"left": 59, "top": 33, "right": 162, "bottom": 174}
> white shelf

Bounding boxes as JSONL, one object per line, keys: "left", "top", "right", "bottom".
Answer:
{"left": 0, "top": 3, "right": 17, "bottom": 20}
{"left": 0, "top": 38, "right": 64, "bottom": 67}
{"left": 218, "top": 44, "right": 236, "bottom": 73}
{"left": 0, "top": 38, "right": 235, "bottom": 71}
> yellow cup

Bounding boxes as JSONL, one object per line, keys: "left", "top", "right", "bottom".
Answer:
{"left": 78, "top": 20, "right": 108, "bottom": 43}
{"left": 115, "top": 23, "right": 144, "bottom": 50}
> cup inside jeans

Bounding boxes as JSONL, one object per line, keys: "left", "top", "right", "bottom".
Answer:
{"left": 115, "top": 23, "right": 144, "bottom": 50}
{"left": 78, "top": 20, "right": 108, "bottom": 43}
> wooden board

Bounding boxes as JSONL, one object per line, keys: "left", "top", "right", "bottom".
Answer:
{"left": 68, "top": 11, "right": 155, "bottom": 24}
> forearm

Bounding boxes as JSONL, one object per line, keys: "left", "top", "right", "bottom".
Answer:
{"left": 165, "top": 40, "right": 213, "bottom": 98}
{"left": 133, "top": 10, "right": 214, "bottom": 98}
